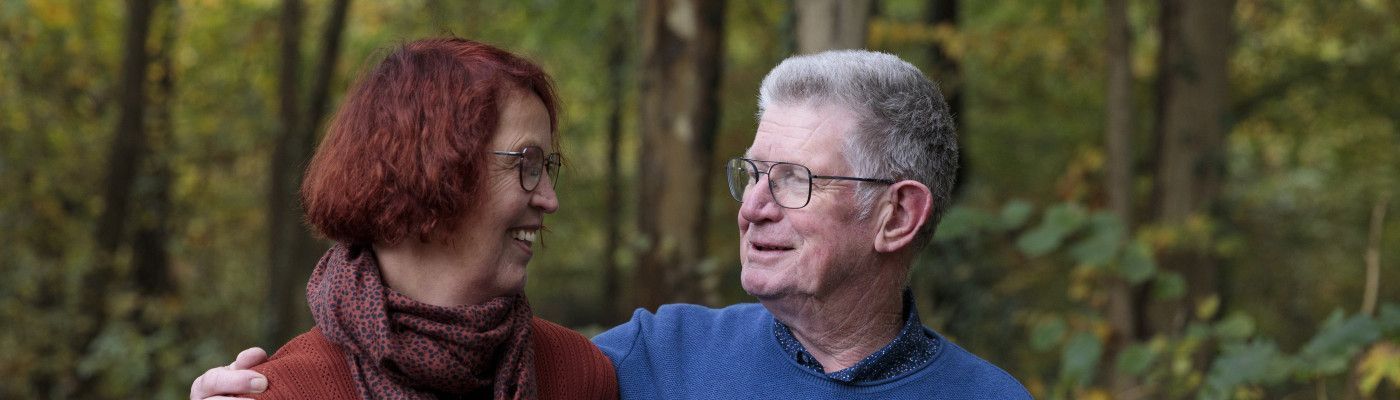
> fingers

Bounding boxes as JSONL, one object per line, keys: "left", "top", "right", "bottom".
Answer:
{"left": 189, "top": 352, "right": 270, "bottom": 400}
{"left": 192, "top": 367, "right": 267, "bottom": 399}
{"left": 230, "top": 347, "right": 268, "bottom": 370}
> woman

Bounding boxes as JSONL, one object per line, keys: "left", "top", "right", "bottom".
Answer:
{"left": 192, "top": 37, "right": 616, "bottom": 399}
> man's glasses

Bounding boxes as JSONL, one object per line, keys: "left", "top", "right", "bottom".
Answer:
{"left": 726, "top": 157, "right": 895, "bottom": 209}
{"left": 493, "top": 146, "right": 561, "bottom": 191}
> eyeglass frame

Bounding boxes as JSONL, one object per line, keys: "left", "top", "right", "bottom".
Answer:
{"left": 492, "top": 145, "right": 562, "bottom": 192}
{"left": 726, "top": 157, "right": 896, "bottom": 209}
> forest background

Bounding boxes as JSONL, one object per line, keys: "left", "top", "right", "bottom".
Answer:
{"left": 2, "top": 0, "right": 1398, "bottom": 399}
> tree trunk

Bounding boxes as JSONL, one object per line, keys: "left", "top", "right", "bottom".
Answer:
{"left": 1148, "top": 0, "right": 1235, "bottom": 335}
{"left": 634, "top": 0, "right": 725, "bottom": 310}
{"left": 77, "top": 0, "right": 156, "bottom": 395}
{"left": 265, "top": 0, "right": 309, "bottom": 347}
{"left": 264, "top": 0, "right": 351, "bottom": 347}
{"left": 924, "top": 0, "right": 965, "bottom": 198}
{"left": 89, "top": 0, "right": 155, "bottom": 295}
{"left": 603, "top": 12, "right": 628, "bottom": 322}
{"left": 306, "top": 0, "right": 350, "bottom": 137}
{"left": 131, "top": 0, "right": 178, "bottom": 298}
{"left": 792, "top": 0, "right": 873, "bottom": 54}
{"left": 1103, "top": 0, "right": 1141, "bottom": 397}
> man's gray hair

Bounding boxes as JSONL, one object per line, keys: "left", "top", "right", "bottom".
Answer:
{"left": 757, "top": 50, "right": 958, "bottom": 240}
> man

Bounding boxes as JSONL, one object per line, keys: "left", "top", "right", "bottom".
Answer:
{"left": 192, "top": 50, "right": 1029, "bottom": 399}
{"left": 590, "top": 50, "right": 1027, "bottom": 398}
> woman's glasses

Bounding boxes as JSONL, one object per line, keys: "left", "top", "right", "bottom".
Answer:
{"left": 493, "top": 146, "right": 561, "bottom": 191}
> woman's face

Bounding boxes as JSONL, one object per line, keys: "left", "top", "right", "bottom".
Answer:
{"left": 451, "top": 90, "right": 558, "bottom": 296}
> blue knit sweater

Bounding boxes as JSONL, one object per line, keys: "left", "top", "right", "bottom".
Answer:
{"left": 593, "top": 303, "right": 1032, "bottom": 399}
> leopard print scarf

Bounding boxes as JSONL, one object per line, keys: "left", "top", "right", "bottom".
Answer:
{"left": 307, "top": 244, "right": 536, "bottom": 399}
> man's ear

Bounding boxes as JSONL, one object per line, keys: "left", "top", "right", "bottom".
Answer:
{"left": 873, "top": 181, "right": 933, "bottom": 253}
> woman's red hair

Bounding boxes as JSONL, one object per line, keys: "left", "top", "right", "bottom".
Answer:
{"left": 301, "top": 37, "right": 560, "bottom": 245}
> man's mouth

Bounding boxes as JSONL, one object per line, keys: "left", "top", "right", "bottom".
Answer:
{"left": 751, "top": 242, "right": 793, "bottom": 252}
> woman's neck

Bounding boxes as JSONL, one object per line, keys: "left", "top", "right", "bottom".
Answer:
{"left": 372, "top": 241, "right": 506, "bottom": 307}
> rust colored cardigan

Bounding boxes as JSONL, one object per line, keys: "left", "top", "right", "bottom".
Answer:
{"left": 248, "top": 318, "right": 618, "bottom": 399}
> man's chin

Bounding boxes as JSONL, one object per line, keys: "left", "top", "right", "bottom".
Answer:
{"left": 740, "top": 271, "right": 788, "bottom": 300}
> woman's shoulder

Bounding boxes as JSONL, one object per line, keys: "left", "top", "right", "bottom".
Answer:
{"left": 530, "top": 317, "right": 619, "bottom": 400}
{"left": 247, "top": 327, "right": 359, "bottom": 400}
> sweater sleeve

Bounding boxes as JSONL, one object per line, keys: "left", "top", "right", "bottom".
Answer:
{"left": 247, "top": 328, "right": 359, "bottom": 400}
{"left": 591, "top": 307, "right": 653, "bottom": 369}
{"left": 531, "top": 318, "right": 619, "bottom": 400}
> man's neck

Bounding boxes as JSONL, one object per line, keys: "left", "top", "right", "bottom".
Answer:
{"left": 762, "top": 280, "right": 906, "bottom": 373}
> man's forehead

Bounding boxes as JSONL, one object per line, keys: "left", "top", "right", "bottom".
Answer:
{"left": 745, "top": 104, "right": 851, "bottom": 160}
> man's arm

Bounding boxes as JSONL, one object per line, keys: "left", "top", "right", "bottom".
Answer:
{"left": 189, "top": 347, "right": 269, "bottom": 400}
{"left": 591, "top": 308, "right": 652, "bottom": 367}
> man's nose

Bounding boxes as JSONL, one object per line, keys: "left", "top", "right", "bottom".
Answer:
{"left": 738, "top": 175, "right": 781, "bottom": 223}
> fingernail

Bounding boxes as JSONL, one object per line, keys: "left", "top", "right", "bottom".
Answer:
{"left": 251, "top": 377, "right": 268, "bottom": 392}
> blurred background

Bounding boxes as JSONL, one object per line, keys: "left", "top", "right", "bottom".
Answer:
{"left": 2, "top": 0, "right": 1398, "bottom": 398}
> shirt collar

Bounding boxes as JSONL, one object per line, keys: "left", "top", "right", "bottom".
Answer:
{"left": 771, "top": 288, "right": 940, "bottom": 383}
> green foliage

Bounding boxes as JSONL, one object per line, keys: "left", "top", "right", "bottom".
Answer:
{"left": 1151, "top": 271, "right": 1187, "bottom": 301}
{"left": 1031, "top": 316, "right": 1068, "bottom": 352}
{"left": 1296, "top": 310, "right": 1382, "bottom": 376}
{"left": 1199, "top": 340, "right": 1291, "bottom": 400}
{"left": 1115, "top": 342, "right": 1157, "bottom": 376}
{"left": 1016, "top": 203, "right": 1088, "bottom": 257}
{"left": 1117, "top": 240, "right": 1157, "bottom": 285}
{"left": 930, "top": 198, "right": 1400, "bottom": 398}
{"left": 1059, "top": 331, "right": 1104, "bottom": 388}
{"left": 1197, "top": 306, "right": 1400, "bottom": 398}
{"left": 1358, "top": 342, "right": 1400, "bottom": 396}
{"left": 1069, "top": 212, "right": 1126, "bottom": 267}
{"left": 1213, "top": 313, "right": 1256, "bottom": 341}
{"left": 4, "top": 0, "right": 1399, "bottom": 398}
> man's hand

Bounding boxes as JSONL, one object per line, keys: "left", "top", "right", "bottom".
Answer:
{"left": 189, "top": 347, "right": 270, "bottom": 400}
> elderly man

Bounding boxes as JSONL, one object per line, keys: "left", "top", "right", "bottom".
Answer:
{"left": 592, "top": 50, "right": 1028, "bottom": 398}
{"left": 191, "top": 50, "right": 1029, "bottom": 399}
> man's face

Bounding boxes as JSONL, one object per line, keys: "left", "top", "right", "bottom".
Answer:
{"left": 737, "top": 103, "right": 879, "bottom": 301}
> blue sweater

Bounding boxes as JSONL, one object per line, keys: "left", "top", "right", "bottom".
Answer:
{"left": 593, "top": 303, "right": 1032, "bottom": 399}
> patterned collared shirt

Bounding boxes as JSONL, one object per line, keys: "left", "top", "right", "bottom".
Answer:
{"left": 772, "top": 289, "right": 940, "bottom": 383}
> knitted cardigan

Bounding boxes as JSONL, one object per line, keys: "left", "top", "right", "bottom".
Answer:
{"left": 248, "top": 318, "right": 617, "bottom": 400}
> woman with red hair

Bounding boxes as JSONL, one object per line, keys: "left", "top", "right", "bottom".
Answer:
{"left": 192, "top": 37, "right": 616, "bottom": 399}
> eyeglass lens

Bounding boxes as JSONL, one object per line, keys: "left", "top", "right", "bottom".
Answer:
{"left": 726, "top": 158, "right": 812, "bottom": 209}
{"left": 515, "top": 146, "right": 561, "bottom": 191}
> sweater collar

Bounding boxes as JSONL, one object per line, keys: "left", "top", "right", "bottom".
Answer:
{"left": 771, "top": 288, "right": 939, "bottom": 383}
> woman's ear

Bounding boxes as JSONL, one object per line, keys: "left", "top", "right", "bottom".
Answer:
{"left": 873, "top": 181, "right": 933, "bottom": 253}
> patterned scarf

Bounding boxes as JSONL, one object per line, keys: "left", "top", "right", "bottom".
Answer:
{"left": 307, "top": 244, "right": 536, "bottom": 399}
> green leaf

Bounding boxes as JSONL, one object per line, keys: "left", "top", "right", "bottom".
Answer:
{"left": 1016, "top": 227, "right": 1063, "bottom": 257}
{"left": 1214, "top": 313, "right": 1256, "bottom": 341}
{"left": 1152, "top": 271, "right": 1186, "bottom": 301}
{"left": 1114, "top": 342, "right": 1157, "bottom": 376}
{"left": 1043, "top": 202, "right": 1089, "bottom": 232}
{"left": 997, "top": 199, "right": 1034, "bottom": 230}
{"left": 1378, "top": 303, "right": 1400, "bottom": 334}
{"left": 1030, "top": 317, "right": 1067, "bottom": 352}
{"left": 1068, "top": 212, "right": 1125, "bottom": 267}
{"left": 1117, "top": 240, "right": 1157, "bottom": 284}
{"left": 1016, "top": 202, "right": 1087, "bottom": 257}
{"left": 934, "top": 207, "right": 990, "bottom": 241}
{"left": 1058, "top": 331, "right": 1103, "bottom": 388}
{"left": 1297, "top": 310, "right": 1381, "bottom": 375}
{"left": 1200, "top": 340, "right": 1291, "bottom": 400}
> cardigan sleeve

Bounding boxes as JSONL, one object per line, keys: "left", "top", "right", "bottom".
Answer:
{"left": 530, "top": 317, "right": 619, "bottom": 400}
{"left": 247, "top": 327, "right": 360, "bottom": 400}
